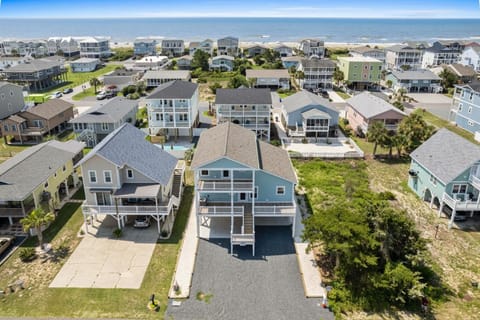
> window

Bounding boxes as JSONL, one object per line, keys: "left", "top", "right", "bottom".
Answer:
{"left": 126, "top": 169, "right": 134, "bottom": 179}
{"left": 468, "top": 106, "right": 473, "bottom": 113}
{"left": 200, "top": 170, "right": 209, "bottom": 176}
{"left": 231, "top": 106, "right": 235, "bottom": 110}
{"left": 62, "top": 165, "right": 66, "bottom": 171}
{"left": 155, "top": 113, "right": 160, "bottom": 121}
{"left": 468, "top": 120, "right": 474, "bottom": 127}
{"left": 101, "top": 123, "right": 109, "bottom": 131}
{"left": 11, "top": 124, "right": 16, "bottom": 131}
{"left": 459, "top": 103, "right": 463, "bottom": 111}
{"left": 223, "top": 170, "right": 229, "bottom": 178}
{"left": 74, "top": 123, "right": 78, "bottom": 130}
{"left": 276, "top": 186, "right": 285, "bottom": 195}
{"left": 3, "top": 125, "right": 8, "bottom": 132}
{"left": 249, "top": 186, "right": 258, "bottom": 199}
{"left": 89, "top": 170, "right": 97, "bottom": 183}
{"left": 103, "top": 170, "right": 112, "bottom": 183}
{"left": 452, "top": 184, "right": 467, "bottom": 194}
{"left": 44, "top": 181, "right": 48, "bottom": 188}
{"left": 429, "top": 174, "right": 437, "bottom": 186}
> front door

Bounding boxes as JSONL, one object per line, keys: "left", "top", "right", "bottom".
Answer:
{"left": 238, "top": 192, "right": 247, "bottom": 202}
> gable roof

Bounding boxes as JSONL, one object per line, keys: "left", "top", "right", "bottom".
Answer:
{"left": 385, "top": 44, "right": 422, "bottom": 52}
{"left": 143, "top": 70, "right": 190, "bottom": 80}
{"left": 390, "top": 69, "right": 441, "bottom": 81}
{"left": 300, "top": 58, "right": 336, "bottom": 69}
{"left": 411, "top": 128, "right": 480, "bottom": 184}
{"left": 78, "top": 123, "right": 177, "bottom": 186}
{"left": 447, "top": 63, "right": 476, "bottom": 77}
{"left": 301, "top": 108, "right": 331, "bottom": 119}
{"left": 70, "top": 97, "right": 137, "bottom": 124}
{"left": 457, "top": 81, "right": 480, "bottom": 93}
{"left": 346, "top": 92, "right": 406, "bottom": 119}
{"left": 191, "top": 122, "right": 297, "bottom": 183}
{"left": 349, "top": 46, "right": 384, "bottom": 54}
{"left": 215, "top": 88, "right": 272, "bottom": 105}
{"left": 25, "top": 99, "right": 73, "bottom": 120}
{"left": 146, "top": 80, "right": 198, "bottom": 100}
{"left": 246, "top": 69, "right": 290, "bottom": 79}
{"left": 0, "top": 140, "right": 84, "bottom": 201}
{"left": 282, "top": 90, "right": 338, "bottom": 114}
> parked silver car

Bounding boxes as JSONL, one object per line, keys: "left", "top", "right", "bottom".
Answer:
{"left": 133, "top": 216, "right": 151, "bottom": 228}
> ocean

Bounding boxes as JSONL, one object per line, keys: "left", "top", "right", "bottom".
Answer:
{"left": 0, "top": 18, "right": 480, "bottom": 44}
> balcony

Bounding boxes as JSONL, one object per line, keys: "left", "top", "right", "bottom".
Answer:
{"left": 82, "top": 197, "right": 176, "bottom": 216}
{"left": 254, "top": 204, "right": 296, "bottom": 216}
{"left": 198, "top": 205, "right": 244, "bottom": 216}
{"left": 197, "top": 180, "right": 254, "bottom": 192}
{"left": 442, "top": 193, "right": 480, "bottom": 211}
{"left": 469, "top": 172, "right": 480, "bottom": 190}
{"left": 218, "top": 110, "right": 270, "bottom": 117}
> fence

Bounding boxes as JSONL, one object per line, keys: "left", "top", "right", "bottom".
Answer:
{"left": 283, "top": 137, "right": 364, "bottom": 159}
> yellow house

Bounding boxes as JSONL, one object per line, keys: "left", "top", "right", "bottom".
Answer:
{"left": 0, "top": 140, "right": 84, "bottom": 225}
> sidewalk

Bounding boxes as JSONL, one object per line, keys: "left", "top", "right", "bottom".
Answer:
{"left": 327, "top": 90, "right": 346, "bottom": 103}
{"left": 168, "top": 202, "right": 199, "bottom": 298}
{"left": 293, "top": 204, "right": 326, "bottom": 298}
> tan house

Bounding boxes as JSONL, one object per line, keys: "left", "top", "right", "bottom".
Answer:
{"left": 1, "top": 99, "right": 74, "bottom": 144}
{"left": 345, "top": 92, "right": 406, "bottom": 136}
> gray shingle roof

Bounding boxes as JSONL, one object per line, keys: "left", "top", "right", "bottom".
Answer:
{"left": 390, "top": 69, "right": 441, "bottom": 81}
{"left": 191, "top": 122, "right": 297, "bottom": 183}
{"left": 78, "top": 123, "right": 178, "bottom": 186}
{"left": 70, "top": 97, "right": 137, "bottom": 124}
{"left": 143, "top": 70, "right": 190, "bottom": 80}
{"left": 3, "top": 59, "right": 63, "bottom": 73}
{"left": 282, "top": 90, "right": 338, "bottom": 114}
{"left": 301, "top": 108, "right": 331, "bottom": 119}
{"left": 385, "top": 44, "right": 421, "bottom": 52}
{"left": 300, "top": 58, "right": 336, "bottom": 69}
{"left": 458, "top": 81, "right": 480, "bottom": 93}
{"left": 215, "top": 88, "right": 272, "bottom": 105}
{"left": 346, "top": 92, "right": 406, "bottom": 119}
{"left": 0, "top": 140, "right": 84, "bottom": 201}
{"left": 246, "top": 69, "right": 290, "bottom": 79}
{"left": 411, "top": 128, "right": 480, "bottom": 184}
{"left": 25, "top": 99, "right": 73, "bottom": 120}
{"left": 349, "top": 46, "right": 384, "bottom": 54}
{"left": 146, "top": 80, "right": 198, "bottom": 100}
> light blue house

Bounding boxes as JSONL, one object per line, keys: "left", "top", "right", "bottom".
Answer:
{"left": 191, "top": 122, "right": 298, "bottom": 255}
{"left": 450, "top": 82, "right": 480, "bottom": 134}
{"left": 134, "top": 38, "right": 157, "bottom": 56}
{"left": 408, "top": 128, "right": 480, "bottom": 228}
{"left": 281, "top": 90, "right": 339, "bottom": 137}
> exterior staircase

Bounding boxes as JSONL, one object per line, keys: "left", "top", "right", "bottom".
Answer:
{"left": 172, "top": 172, "right": 183, "bottom": 199}
{"left": 230, "top": 205, "right": 256, "bottom": 255}
{"left": 243, "top": 211, "right": 253, "bottom": 234}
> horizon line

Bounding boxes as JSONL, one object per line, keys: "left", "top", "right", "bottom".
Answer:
{"left": 1, "top": 16, "right": 480, "bottom": 20}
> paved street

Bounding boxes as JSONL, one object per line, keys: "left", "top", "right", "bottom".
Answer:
{"left": 407, "top": 93, "right": 453, "bottom": 121}
{"left": 166, "top": 226, "right": 334, "bottom": 320}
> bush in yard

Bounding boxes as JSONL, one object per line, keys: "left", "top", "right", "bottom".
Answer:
{"left": 378, "top": 191, "right": 396, "bottom": 201}
{"left": 113, "top": 228, "right": 122, "bottom": 238}
{"left": 209, "top": 82, "right": 222, "bottom": 94}
{"left": 19, "top": 248, "right": 36, "bottom": 262}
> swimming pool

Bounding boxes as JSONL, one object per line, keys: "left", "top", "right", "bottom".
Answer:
{"left": 156, "top": 144, "right": 192, "bottom": 151}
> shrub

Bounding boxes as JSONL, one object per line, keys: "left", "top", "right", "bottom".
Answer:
{"left": 270, "top": 139, "right": 281, "bottom": 147}
{"left": 301, "top": 138, "right": 308, "bottom": 144}
{"left": 113, "top": 228, "right": 122, "bottom": 238}
{"left": 378, "top": 191, "right": 396, "bottom": 201}
{"left": 209, "top": 82, "right": 222, "bottom": 94}
{"left": 197, "top": 77, "right": 207, "bottom": 84}
{"left": 19, "top": 248, "right": 36, "bottom": 262}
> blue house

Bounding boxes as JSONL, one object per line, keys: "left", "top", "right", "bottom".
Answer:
{"left": 191, "top": 122, "right": 298, "bottom": 255}
{"left": 450, "top": 82, "right": 480, "bottom": 134}
{"left": 408, "top": 128, "right": 480, "bottom": 228}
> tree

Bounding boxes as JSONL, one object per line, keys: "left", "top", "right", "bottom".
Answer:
{"left": 367, "top": 121, "right": 388, "bottom": 157}
{"left": 253, "top": 55, "right": 263, "bottom": 66}
{"left": 333, "top": 69, "right": 344, "bottom": 85}
{"left": 228, "top": 74, "right": 249, "bottom": 88}
{"left": 21, "top": 208, "right": 55, "bottom": 248}
{"left": 392, "top": 100, "right": 404, "bottom": 111}
{"left": 209, "top": 82, "right": 222, "bottom": 94}
{"left": 400, "top": 65, "right": 411, "bottom": 71}
{"left": 191, "top": 50, "right": 210, "bottom": 71}
{"left": 439, "top": 67, "right": 458, "bottom": 91}
{"left": 89, "top": 77, "right": 101, "bottom": 94}
{"left": 398, "top": 113, "right": 435, "bottom": 153}
{"left": 386, "top": 79, "right": 393, "bottom": 88}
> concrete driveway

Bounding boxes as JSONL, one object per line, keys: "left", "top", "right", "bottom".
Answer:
{"left": 407, "top": 93, "right": 453, "bottom": 121}
{"left": 50, "top": 215, "right": 158, "bottom": 289}
{"left": 166, "top": 226, "right": 334, "bottom": 320}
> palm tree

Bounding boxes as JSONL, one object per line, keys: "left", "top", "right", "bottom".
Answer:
{"left": 367, "top": 121, "right": 388, "bottom": 157}
{"left": 89, "top": 77, "right": 102, "bottom": 94}
{"left": 20, "top": 208, "right": 55, "bottom": 248}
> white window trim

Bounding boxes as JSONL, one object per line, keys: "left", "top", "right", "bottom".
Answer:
{"left": 276, "top": 186, "right": 286, "bottom": 195}
{"left": 103, "top": 170, "right": 112, "bottom": 183}
{"left": 250, "top": 186, "right": 259, "bottom": 199}
{"left": 200, "top": 170, "right": 209, "bottom": 177}
{"left": 88, "top": 170, "right": 97, "bottom": 184}
{"left": 452, "top": 184, "right": 467, "bottom": 194}
{"left": 222, "top": 170, "right": 230, "bottom": 178}
{"left": 126, "top": 169, "right": 134, "bottom": 179}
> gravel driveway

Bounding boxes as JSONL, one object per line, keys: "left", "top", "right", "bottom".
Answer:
{"left": 166, "top": 226, "right": 334, "bottom": 320}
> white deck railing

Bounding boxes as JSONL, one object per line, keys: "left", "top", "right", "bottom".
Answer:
{"left": 254, "top": 205, "right": 296, "bottom": 216}
{"left": 469, "top": 173, "right": 480, "bottom": 190}
{"left": 442, "top": 193, "right": 480, "bottom": 211}
{"left": 82, "top": 196, "right": 178, "bottom": 216}
{"left": 231, "top": 233, "right": 255, "bottom": 244}
{"left": 197, "top": 180, "right": 253, "bottom": 191}
{"left": 198, "top": 206, "right": 244, "bottom": 216}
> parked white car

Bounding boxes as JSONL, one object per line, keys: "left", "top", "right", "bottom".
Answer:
{"left": 133, "top": 216, "right": 151, "bottom": 228}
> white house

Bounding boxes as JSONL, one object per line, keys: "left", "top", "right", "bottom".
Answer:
{"left": 70, "top": 58, "right": 100, "bottom": 72}
{"left": 460, "top": 46, "right": 480, "bottom": 72}
{"left": 79, "top": 37, "right": 110, "bottom": 59}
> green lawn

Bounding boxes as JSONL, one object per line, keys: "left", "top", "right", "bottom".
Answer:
{"left": 334, "top": 89, "right": 351, "bottom": 100}
{"left": 0, "top": 186, "right": 193, "bottom": 319}
{"left": 72, "top": 87, "right": 96, "bottom": 101}
{"left": 413, "top": 109, "right": 477, "bottom": 144}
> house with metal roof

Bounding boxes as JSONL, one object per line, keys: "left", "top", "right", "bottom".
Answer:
{"left": 215, "top": 88, "right": 272, "bottom": 141}
{"left": 246, "top": 69, "right": 291, "bottom": 90}
{"left": 144, "top": 70, "right": 191, "bottom": 88}
{"left": 0, "top": 99, "right": 74, "bottom": 144}
{"left": 345, "top": 92, "right": 406, "bottom": 135}
{"left": 281, "top": 90, "right": 339, "bottom": 137}
{"left": 408, "top": 128, "right": 480, "bottom": 228}
{"left": 78, "top": 123, "right": 185, "bottom": 235}
{"left": 191, "top": 122, "right": 297, "bottom": 255}
{"left": 70, "top": 97, "right": 138, "bottom": 147}
{"left": 385, "top": 69, "right": 442, "bottom": 93}
{"left": 145, "top": 80, "right": 199, "bottom": 140}
{"left": 0, "top": 139, "right": 84, "bottom": 226}
{"left": 450, "top": 82, "right": 480, "bottom": 134}
{"left": 384, "top": 44, "right": 424, "bottom": 70}
{"left": 297, "top": 58, "right": 336, "bottom": 90}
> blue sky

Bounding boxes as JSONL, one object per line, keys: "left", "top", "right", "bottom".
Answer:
{"left": 0, "top": 0, "right": 479, "bottom": 18}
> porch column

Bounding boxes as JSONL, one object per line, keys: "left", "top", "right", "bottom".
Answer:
{"left": 83, "top": 214, "right": 89, "bottom": 233}
{"left": 429, "top": 195, "right": 435, "bottom": 208}
{"left": 194, "top": 170, "right": 200, "bottom": 237}
{"left": 8, "top": 217, "right": 13, "bottom": 225}
{"left": 64, "top": 179, "right": 69, "bottom": 197}
{"left": 438, "top": 202, "right": 444, "bottom": 217}
{"left": 448, "top": 208, "right": 456, "bottom": 230}
{"left": 157, "top": 214, "right": 161, "bottom": 234}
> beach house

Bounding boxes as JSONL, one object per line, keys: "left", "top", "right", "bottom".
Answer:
{"left": 209, "top": 55, "right": 234, "bottom": 72}
{"left": 349, "top": 46, "right": 386, "bottom": 64}
{"left": 0, "top": 140, "right": 84, "bottom": 226}
{"left": 345, "top": 92, "right": 406, "bottom": 136}
{"left": 299, "top": 39, "right": 325, "bottom": 58}
{"left": 245, "top": 45, "right": 267, "bottom": 57}
{"left": 297, "top": 58, "right": 336, "bottom": 90}
{"left": 47, "top": 37, "right": 81, "bottom": 58}
{"left": 191, "top": 122, "right": 297, "bottom": 255}
{"left": 0, "top": 82, "right": 25, "bottom": 121}
{"left": 217, "top": 36, "right": 239, "bottom": 57}
{"left": 79, "top": 37, "right": 110, "bottom": 59}
{"left": 144, "top": 70, "right": 191, "bottom": 88}
{"left": 70, "top": 58, "right": 100, "bottom": 73}
{"left": 161, "top": 40, "right": 185, "bottom": 57}
{"left": 70, "top": 97, "right": 138, "bottom": 147}
{"left": 177, "top": 55, "right": 193, "bottom": 70}
{"left": 337, "top": 56, "right": 383, "bottom": 90}
{"left": 460, "top": 46, "right": 480, "bottom": 72}
{"left": 281, "top": 90, "right": 339, "bottom": 138}
{"left": 421, "top": 41, "right": 463, "bottom": 69}
{"left": 408, "top": 128, "right": 480, "bottom": 228}
{"left": 246, "top": 69, "right": 291, "bottom": 90}
{"left": 134, "top": 38, "right": 157, "bottom": 56}
{"left": 189, "top": 39, "right": 214, "bottom": 56}
{"left": 146, "top": 80, "right": 199, "bottom": 140}
{"left": 79, "top": 123, "right": 184, "bottom": 235}
{"left": 385, "top": 69, "right": 442, "bottom": 93}
{"left": 385, "top": 44, "right": 424, "bottom": 70}
{"left": 273, "top": 44, "right": 293, "bottom": 57}
{"left": 0, "top": 99, "right": 74, "bottom": 144}
{"left": 3, "top": 58, "right": 67, "bottom": 91}
{"left": 215, "top": 88, "right": 272, "bottom": 141}
{"left": 450, "top": 82, "right": 480, "bottom": 134}
{"left": 0, "top": 39, "right": 48, "bottom": 57}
